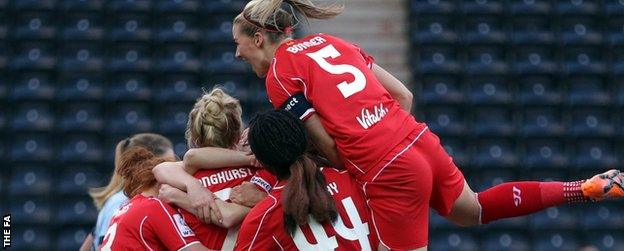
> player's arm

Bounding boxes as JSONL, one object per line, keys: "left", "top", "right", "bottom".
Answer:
{"left": 78, "top": 233, "right": 93, "bottom": 251}
{"left": 372, "top": 63, "right": 413, "bottom": 112}
{"left": 184, "top": 147, "right": 256, "bottom": 173}
{"left": 304, "top": 114, "right": 345, "bottom": 169}
{"left": 152, "top": 162, "right": 222, "bottom": 224}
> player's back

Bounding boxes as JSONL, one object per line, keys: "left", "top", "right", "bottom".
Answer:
{"left": 267, "top": 33, "right": 423, "bottom": 176}
{"left": 100, "top": 195, "right": 198, "bottom": 251}
{"left": 235, "top": 167, "right": 378, "bottom": 251}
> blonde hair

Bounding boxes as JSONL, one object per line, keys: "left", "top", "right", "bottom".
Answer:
{"left": 233, "top": 0, "right": 344, "bottom": 43}
{"left": 186, "top": 87, "right": 243, "bottom": 149}
{"left": 88, "top": 133, "right": 173, "bottom": 210}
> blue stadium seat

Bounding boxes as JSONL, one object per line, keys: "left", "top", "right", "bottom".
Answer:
{"left": 581, "top": 204, "right": 624, "bottom": 230}
{"left": 106, "top": 0, "right": 151, "bottom": 12}
{"left": 168, "top": 134, "right": 189, "bottom": 158}
{"left": 463, "top": 17, "right": 505, "bottom": 44}
{"left": 155, "top": 15, "right": 200, "bottom": 42}
{"left": 59, "top": 0, "right": 104, "bottom": 11}
{"left": 511, "top": 17, "right": 555, "bottom": 45}
{"left": 156, "top": 45, "right": 201, "bottom": 73}
{"left": 574, "top": 139, "right": 618, "bottom": 169}
{"left": 424, "top": 106, "right": 467, "bottom": 136}
{"left": 513, "top": 46, "right": 558, "bottom": 74}
{"left": 56, "top": 227, "right": 91, "bottom": 251}
{"left": 10, "top": 197, "right": 51, "bottom": 224}
{"left": 203, "top": 15, "right": 235, "bottom": 43}
{"left": 473, "top": 108, "right": 515, "bottom": 137}
{"left": 57, "top": 167, "right": 103, "bottom": 195}
{"left": 155, "top": 74, "right": 201, "bottom": 102}
{"left": 210, "top": 74, "right": 250, "bottom": 101}
{"left": 55, "top": 196, "right": 98, "bottom": 224}
{"left": 60, "top": 43, "right": 104, "bottom": 72}
{"left": 61, "top": 13, "right": 104, "bottom": 41}
{"left": 420, "top": 76, "right": 465, "bottom": 104}
{"left": 520, "top": 107, "right": 565, "bottom": 137}
{"left": 473, "top": 139, "right": 518, "bottom": 169}
{"left": 440, "top": 138, "right": 470, "bottom": 167}
{"left": 58, "top": 74, "right": 104, "bottom": 101}
{"left": 108, "top": 13, "right": 152, "bottom": 42}
{"left": 11, "top": 12, "right": 56, "bottom": 40}
{"left": 0, "top": 75, "right": 7, "bottom": 100}
{"left": 465, "top": 47, "right": 507, "bottom": 74}
{"left": 107, "top": 104, "right": 153, "bottom": 133}
{"left": 203, "top": 46, "right": 248, "bottom": 73}
{"left": 155, "top": 0, "right": 200, "bottom": 13}
{"left": 523, "top": 139, "right": 568, "bottom": 168}
{"left": 0, "top": 43, "right": 7, "bottom": 70}
{"left": 157, "top": 104, "right": 191, "bottom": 134}
{"left": 431, "top": 231, "right": 479, "bottom": 251}
{"left": 12, "top": 227, "right": 51, "bottom": 251}
{"left": 510, "top": 0, "right": 552, "bottom": 15}
{"left": 530, "top": 207, "right": 578, "bottom": 230}
{"left": 468, "top": 77, "right": 512, "bottom": 104}
{"left": 107, "top": 74, "right": 152, "bottom": 101}
{"left": 59, "top": 102, "right": 103, "bottom": 132}
{"left": 556, "top": 0, "right": 599, "bottom": 16}
{"left": 608, "top": 17, "right": 624, "bottom": 46}
{"left": 11, "top": 0, "right": 55, "bottom": 10}
{"left": 461, "top": 0, "right": 503, "bottom": 15}
{"left": 568, "top": 77, "right": 611, "bottom": 105}
{"left": 202, "top": 0, "right": 247, "bottom": 14}
{"left": 9, "top": 166, "right": 52, "bottom": 195}
{"left": 561, "top": 17, "right": 602, "bottom": 45}
{"left": 108, "top": 44, "right": 151, "bottom": 72}
{"left": 10, "top": 134, "right": 53, "bottom": 161}
{"left": 584, "top": 232, "right": 624, "bottom": 251}
{"left": 11, "top": 73, "right": 55, "bottom": 101}
{"left": 532, "top": 231, "right": 580, "bottom": 251}
{"left": 605, "top": 0, "right": 624, "bottom": 16}
{"left": 411, "top": 16, "right": 458, "bottom": 44}
{"left": 9, "top": 42, "right": 56, "bottom": 70}
{"left": 481, "top": 231, "right": 531, "bottom": 251}
{"left": 517, "top": 76, "right": 562, "bottom": 105}
{"left": 11, "top": 103, "right": 54, "bottom": 131}
{"left": 416, "top": 46, "right": 462, "bottom": 74}
{"left": 570, "top": 108, "right": 615, "bottom": 136}
{"left": 0, "top": 138, "right": 6, "bottom": 161}
{"left": 59, "top": 135, "right": 103, "bottom": 162}
{"left": 563, "top": 47, "right": 606, "bottom": 75}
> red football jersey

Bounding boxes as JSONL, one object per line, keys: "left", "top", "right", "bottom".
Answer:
{"left": 234, "top": 168, "right": 378, "bottom": 251}
{"left": 181, "top": 166, "right": 278, "bottom": 250}
{"left": 265, "top": 33, "right": 424, "bottom": 176}
{"left": 99, "top": 194, "right": 199, "bottom": 251}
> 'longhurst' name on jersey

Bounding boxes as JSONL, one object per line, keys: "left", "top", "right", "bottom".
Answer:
{"left": 286, "top": 36, "right": 327, "bottom": 54}
{"left": 356, "top": 103, "right": 389, "bottom": 129}
{"left": 199, "top": 168, "right": 253, "bottom": 187}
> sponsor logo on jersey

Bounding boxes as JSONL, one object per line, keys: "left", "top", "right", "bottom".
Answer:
{"left": 173, "top": 214, "right": 195, "bottom": 237}
{"left": 198, "top": 168, "right": 253, "bottom": 187}
{"left": 250, "top": 176, "right": 273, "bottom": 192}
{"left": 356, "top": 103, "right": 389, "bottom": 130}
{"left": 286, "top": 36, "right": 327, "bottom": 54}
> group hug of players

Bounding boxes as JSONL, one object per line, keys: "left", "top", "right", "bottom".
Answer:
{"left": 91, "top": 0, "right": 624, "bottom": 250}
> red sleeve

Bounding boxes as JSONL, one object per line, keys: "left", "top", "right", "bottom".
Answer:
{"left": 352, "top": 43, "right": 375, "bottom": 69}
{"left": 234, "top": 198, "right": 279, "bottom": 251}
{"left": 266, "top": 57, "right": 315, "bottom": 120}
{"left": 148, "top": 200, "right": 200, "bottom": 251}
{"left": 250, "top": 170, "right": 278, "bottom": 192}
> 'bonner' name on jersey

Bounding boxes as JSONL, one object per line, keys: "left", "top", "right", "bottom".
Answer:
{"left": 286, "top": 36, "right": 327, "bottom": 54}
{"left": 356, "top": 103, "right": 389, "bottom": 130}
{"left": 198, "top": 168, "right": 253, "bottom": 187}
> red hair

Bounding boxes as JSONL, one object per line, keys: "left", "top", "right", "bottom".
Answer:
{"left": 117, "top": 146, "right": 175, "bottom": 198}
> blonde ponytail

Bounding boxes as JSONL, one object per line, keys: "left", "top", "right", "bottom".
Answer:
{"left": 186, "top": 87, "right": 243, "bottom": 149}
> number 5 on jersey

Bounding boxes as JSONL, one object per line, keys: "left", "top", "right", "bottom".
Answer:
{"left": 306, "top": 45, "right": 367, "bottom": 98}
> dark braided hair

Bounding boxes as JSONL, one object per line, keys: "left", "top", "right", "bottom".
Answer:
{"left": 248, "top": 110, "right": 337, "bottom": 234}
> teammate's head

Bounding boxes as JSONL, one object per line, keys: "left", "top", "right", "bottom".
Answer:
{"left": 117, "top": 146, "right": 176, "bottom": 198}
{"left": 248, "top": 109, "right": 337, "bottom": 234}
{"left": 232, "top": 0, "right": 343, "bottom": 77}
{"left": 186, "top": 87, "right": 243, "bottom": 150}
{"left": 89, "top": 133, "right": 174, "bottom": 209}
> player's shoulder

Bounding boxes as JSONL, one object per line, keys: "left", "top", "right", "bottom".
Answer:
{"left": 320, "top": 167, "right": 350, "bottom": 179}
{"left": 253, "top": 193, "right": 281, "bottom": 214}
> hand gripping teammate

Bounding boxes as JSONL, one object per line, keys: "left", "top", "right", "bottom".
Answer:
{"left": 235, "top": 109, "right": 378, "bottom": 251}
{"left": 230, "top": 0, "right": 624, "bottom": 250}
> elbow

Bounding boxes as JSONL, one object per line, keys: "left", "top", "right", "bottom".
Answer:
{"left": 183, "top": 149, "right": 200, "bottom": 170}
{"left": 152, "top": 163, "right": 168, "bottom": 182}
{"left": 401, "top": 91, "right": 413, "bottom": 104}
